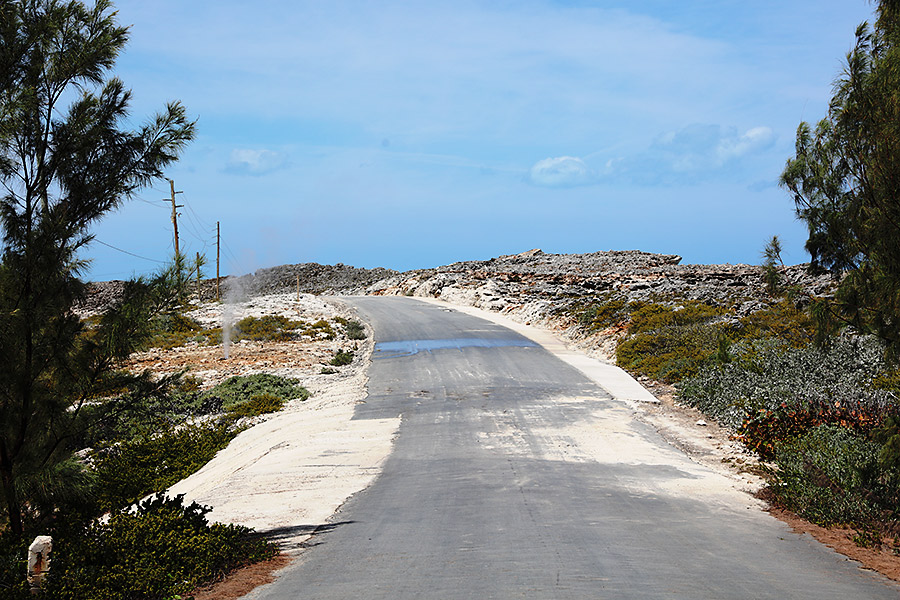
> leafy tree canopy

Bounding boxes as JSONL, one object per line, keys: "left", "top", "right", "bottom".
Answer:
{"left": 781, "top": 0, "right": 900, "bottom": 354}
{"left": 0, "top": 0, "right": 194, "bottom": 536}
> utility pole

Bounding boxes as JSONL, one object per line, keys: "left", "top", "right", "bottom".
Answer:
{"left": 167, "top": 179, "right": 183, "bottom": 258}
{"left": 216, "top": 221, "right": 221, "bottom": 302}
{"left": 196, "top": 252, "right": 202, "bottom": 301}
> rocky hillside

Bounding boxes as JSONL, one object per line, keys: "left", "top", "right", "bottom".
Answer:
{"left": 79, "top": 249, "right": 834, "bottom": 362}
{"left": 77, "top": 262, "right": 398, "bottom": 315}
{"left": 365, "top": 249, "right": 834, "bottom": 360}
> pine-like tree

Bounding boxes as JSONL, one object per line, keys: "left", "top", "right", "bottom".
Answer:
{"left": 0, "top": 0, "right": 194, "bottom": 536}
{"left": 780, "top": 0, "right": 900, "bottom": 355}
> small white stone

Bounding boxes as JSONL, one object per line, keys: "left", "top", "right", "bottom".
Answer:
{"left": 696, "top": 419, "right": 708, "bottom": 427}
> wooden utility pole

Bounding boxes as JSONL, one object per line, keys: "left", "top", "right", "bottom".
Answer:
{"left": 196, "top": 252, "right": 202, "bottom": 301}
{"left": 167, "top": 179, "right": 183, "bottom": 258}
{"left": 216, "top": 221, "right": 221, "bottom": 302}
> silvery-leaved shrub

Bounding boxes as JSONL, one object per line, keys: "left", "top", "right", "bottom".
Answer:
{"left": 677, "top": 335, "right": 896, "bottom": 429}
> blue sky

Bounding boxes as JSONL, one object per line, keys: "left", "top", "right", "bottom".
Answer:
{"left": 87, "top": 0, "right": 877, "bottom": 279}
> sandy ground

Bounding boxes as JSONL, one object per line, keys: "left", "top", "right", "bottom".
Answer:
{"left": 131, "top": 293, "right": 401, "bottom": 553}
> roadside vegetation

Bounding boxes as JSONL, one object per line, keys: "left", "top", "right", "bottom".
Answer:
{"left": 565, "top": 1, "right": 900, "bottom": 549}
{"left": 0, "top": 1, "right": 323, "bottom": 596}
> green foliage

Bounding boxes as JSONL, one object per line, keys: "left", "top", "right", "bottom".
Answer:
{"left": 570, "top": 295, "right": 634, "bottom": 333}
{"left": 874, "top": 415, "right": 900, "bottom": 471}
{"left": 45, "top": 494, "right": 274, "bottom": 600}
{"left": 628, "top": 301, "right": 724, "bottom": 335}
{"left": 780, "top": 3, "right": 900, "bottom": 355}
{"left": 0, "top": 534, "right": 30, "bottom": 599}
{"left": 200, "top": 373, "right": 309, "bottom": 410}
{"left": 334, "top": 316, "right": 366, "bottom": 340}
{"left": 330, "top": 349, "right": 354, "bottom": 367}
{"left": 771, "top": 425, "right": 894, "bottom": 528}
{"left": 234, "top": 314, "right": 303, "bottom": 342}
{"left": 738, "top": 402, "right": 887, "bottom": 461}
{"left": 0, "top": 0, "right": 194, "bottom": 535}
{"left": 678, "top": 336, "right": 896, "bottom": 429}
{"left": 227, "top": 393, "right": 287, "bottom": 418}
{"left": 615, "top": 301, "right": 725, "bottom": 383}
{"left": 761, "top": 235, "right": 785, "bottom": 296}
{"left": 93, "top": 422, "right": 239, "bottom": 511}
{"left": 736, "top": 299, "right": 815, "bottom": 348}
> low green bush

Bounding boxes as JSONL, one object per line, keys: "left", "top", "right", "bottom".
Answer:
{"left": 330, "top": 349, "right": 354, "bottom": 366}
{"left": 736, "top": 299, "right": 815, "bottom": 348}
{"left": 771, "top": 425, "right": 890, "bottom": 527}
{"left": 227, "top": 393, "right": 287, "bottom": 418}
{"left": 200, "top": 373, "right": 309, "bottom": 410}
{"left": 677, "top": 336, "right": 896, "bottom": 429}
{"left": 45, "top": 494, "right": 274, "bottom": 600}
{"left": 301, "top": 319, "right": 336, "bottom": 340}
{"left": 616, "top": 322, "right": 723, "bottom": 383}
{"left": 234, "top": 314, "right": 302, "bottom": 342}
{"left": 569, "top": 295, "right": 635, "bottom": 333}
{"left": 334, "top": 316, "right": 366, "bottom": 340}
{"left": 93, "top": 422, "right": 239, "bottom": 511}
{"left": 628, "top": 300, "right": 724, "bottom": 335}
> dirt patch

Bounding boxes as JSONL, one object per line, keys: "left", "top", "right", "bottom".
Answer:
{"left": 762, "top": 503, "right": 900, "bottom": 583}
{"left": 190, "top": 552, "right": 293, "bottom": 600}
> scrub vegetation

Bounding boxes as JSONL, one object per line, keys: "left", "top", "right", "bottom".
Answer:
{"left": 565, "top": 1, "right": 900, "bottom": 543}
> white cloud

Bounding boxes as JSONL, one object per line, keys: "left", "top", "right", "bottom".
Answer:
{"left": 716, "top": 126, "right": 775, "bottom": 163}
{"left": 528, "top": 156, "right": 596, "bottom": 187}
{"left": 606, "top": 124, "right": 776, "bottom": 185}
{"left": 225, "top": 149, "right": 289, "bottom": 176}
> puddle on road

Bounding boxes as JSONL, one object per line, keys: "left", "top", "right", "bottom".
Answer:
{"left": 373, "top": 338, "right": 538, "bottom": 359}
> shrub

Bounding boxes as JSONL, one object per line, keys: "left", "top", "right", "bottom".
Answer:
{"left": 45, "top": 494, "right": 274, "bottom": 600}
{"left": 611, "top": 300, "right": 728, "bottom": 383}
{"left": 200, "top": 373, "right": 309, "bottom": 410}
{"left": 330, "top": 349, "right": 354, "bottom": 366}
{"left": 738, "top": 401, "right": 888, "bottom": 460}
{"left": 227, "top": 393, "right": 287, "bottom": 418}
{"left": 616, "top": 322, "right": 723, "bottom": 383}
{"left": 628, "top": 300, "right": 724, "bottom": 335}
{"left": 0, "top": 534, "right": 30, "bottom": 599}
{"left": 145, "top": 312, "right": 202, "bottom": 349}
{"left": 677, "top": 336, "right": 897, "bottom": 429}
{"left": 736, "top": 299, "right": 815, "bottom": 348}
{"left": 334, "top": 317, "right": 366, "bottom": 340}
{"left": 234, "top": 314, "right": 302, "bottom": 342}
{"left": 569, "top": 295, "right": 634, "bottom": 333}
{"left": 93, "top": 422, "right": 239, "bottom": 511}
{"left": 771, "top": 425, "right": 885, "bottom": 527}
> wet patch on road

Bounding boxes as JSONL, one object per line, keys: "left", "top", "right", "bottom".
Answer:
{"left": 373, "top": 338, "right": 538, "bottom": 359}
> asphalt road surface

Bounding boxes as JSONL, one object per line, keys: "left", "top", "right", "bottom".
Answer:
{"left": 249, "top": 296, "right": 899, "bottom": 599}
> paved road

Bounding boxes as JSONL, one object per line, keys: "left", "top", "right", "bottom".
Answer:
{"left": 250, "top": 297, "right": 899, "bottom": 599}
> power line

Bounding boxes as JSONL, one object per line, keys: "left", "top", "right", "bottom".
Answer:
{"left": 95, "top": 239, "right": 167, "bottom": 264}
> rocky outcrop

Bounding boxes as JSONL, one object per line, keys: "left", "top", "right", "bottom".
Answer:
{"left": 77, "top": 263, "right": 398, "bottom": 315}
{"left": 365, "top": 249, "right": 835, "bottom": 361}
{"left": 223, "top": 262, "right": 397, "bottom": 297}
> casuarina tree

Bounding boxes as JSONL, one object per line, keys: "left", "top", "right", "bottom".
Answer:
{"left": 780, "top": 0, "right": 900, "bottom": 355}
{"left": 0, "top": 0, "right": 194, "bottom": 536}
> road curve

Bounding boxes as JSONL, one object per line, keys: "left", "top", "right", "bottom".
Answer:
{"left": 247, "top": 296, "right": 899, "bottom": 599}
